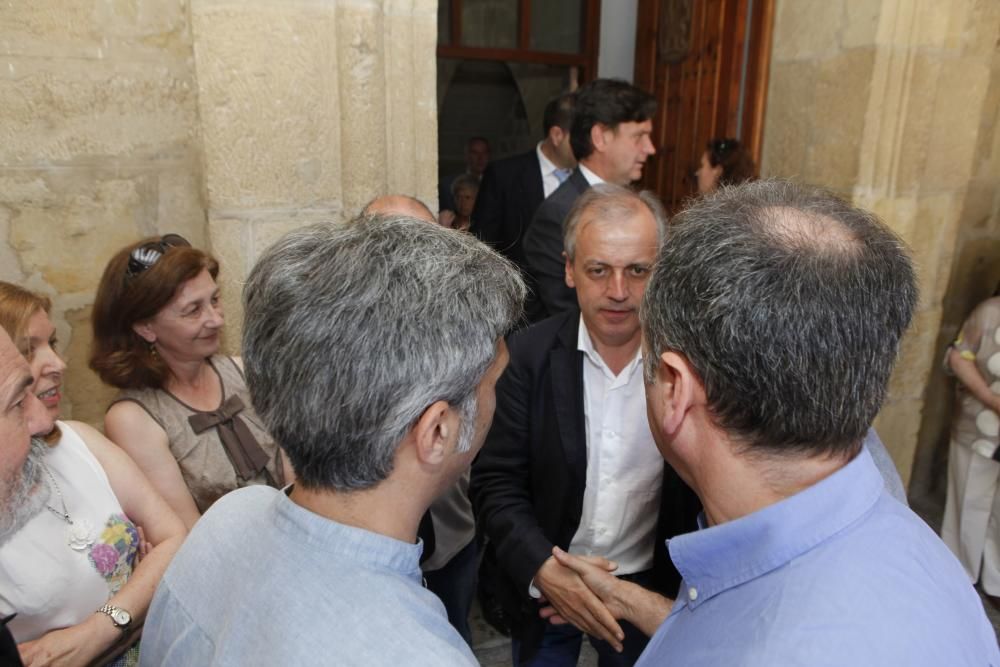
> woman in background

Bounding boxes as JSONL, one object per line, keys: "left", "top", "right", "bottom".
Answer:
{"left": 0, "top": 282, "right": 184, "bottom": 666}
{"left": 694, "top": 138, "right": 756, "bottom": 195}
{"left": 450, "top": 174, "right": 480, "bottom": 232}
{"left": 942, "top": 290, "right": 1000, "bottom": 603}
{"left": 90, "top": 234, "right": 288, "bottom": 529}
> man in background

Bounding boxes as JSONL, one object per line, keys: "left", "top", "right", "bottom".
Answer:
{"left": 472, "top": 92, "right": 577, "bottom": 323}
{"left": 523, "top": 79, "right": 656, "bottom": 318}
{"left": 441, "top": 136, "right": 491, "bottom": 218}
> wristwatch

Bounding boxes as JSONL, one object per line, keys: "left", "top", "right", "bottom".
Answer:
{"left": 96, "top": 605, "right": 132, "bottom": 631}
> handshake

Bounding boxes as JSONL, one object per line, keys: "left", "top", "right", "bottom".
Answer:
{"left": 534, "top": 546, "right": 673, "bottom": 654}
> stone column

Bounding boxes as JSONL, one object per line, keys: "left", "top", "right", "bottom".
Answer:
{"left": 189, "top": 0, "right": 439, "bottom": 347}
{"left": 761, "top": 0, "right": 1000, "bottom": 488}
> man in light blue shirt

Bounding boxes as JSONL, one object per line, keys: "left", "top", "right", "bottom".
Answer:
{"left": 549, "top": 181, "right": 1000, "bottom": 665}
{"left": 140, "top": 215, "right": 526, "bottom": 665}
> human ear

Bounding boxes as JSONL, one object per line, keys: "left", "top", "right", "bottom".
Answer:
{"left": 655, "top": 351, "right": 697, "bottom": 436}
{"left": 132, "top": 321, "right": 156, "bottom": 344}
{"left": 564, "top": 251, "right": 576, "bottom": 289}
{"left": 412, "top": 400, "right": 453, "bottom": 466}
{"left": 549, "top": 125, "right": 566, "bottom": 147}
{"left": 591, "top": 123, "right": 611, "bottom": 152}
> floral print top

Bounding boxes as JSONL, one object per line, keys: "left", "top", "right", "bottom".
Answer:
{"left": 0, "top": 422, "right": 138, "bottom": 647}
{"left": 89, "top": 514, "right": 139, "bottom": 594}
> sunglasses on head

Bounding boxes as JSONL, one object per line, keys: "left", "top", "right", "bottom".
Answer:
{"left": 125, "top": 233, "right": 191, "bottom": 280}
{"left": 709, "top": 139, "right": 739, "bottom": 163}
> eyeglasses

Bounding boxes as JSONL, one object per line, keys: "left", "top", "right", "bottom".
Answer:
{"left": 125, "top": 233, "right": 191, "bottom": 280}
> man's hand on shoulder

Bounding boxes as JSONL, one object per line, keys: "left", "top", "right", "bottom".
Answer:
{"left": 533, "top": 553, "right": 625, "bottom": 652}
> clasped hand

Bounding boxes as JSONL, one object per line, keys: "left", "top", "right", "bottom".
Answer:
{"left": 534, "top": 547, "right": 628, "bottom": 652}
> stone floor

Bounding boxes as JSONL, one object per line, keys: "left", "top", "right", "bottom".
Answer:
{"left": 471, "top": 488, "right": 1000, "bottom": 666}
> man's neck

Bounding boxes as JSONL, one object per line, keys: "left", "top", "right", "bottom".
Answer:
{"left": 586, "top": 328, "right": 642, "bottom": 377}
{"left": 696, "top": 438, "right": 854, "bottom": 526}
{"left": 288, "top": 481, "right": 424, "bottom": 545}
{"left": 539, "top": 139, "right": 569, "bottom": 170}
{"left": 581, "top": 156, "right": 631, "bottom": 186}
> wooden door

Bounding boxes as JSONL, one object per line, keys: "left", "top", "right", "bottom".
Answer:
{"left": 634, "top": 0, "right": 774, "bottom": 212}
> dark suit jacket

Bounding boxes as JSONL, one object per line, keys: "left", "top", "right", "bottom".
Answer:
{"left": 471, "top": 151, "right": 547, "bottom": 323}
{"left": 471, "top": 150, "right": 544, "bottom": 270}
{"left": 0, "top": 615, "right": 21, "bottom": 667}
{"left": 521, "top": 169, "right": 590, "bottom": 319}
{"left": 470, "top": 310, "right": 702, "bottom": 655}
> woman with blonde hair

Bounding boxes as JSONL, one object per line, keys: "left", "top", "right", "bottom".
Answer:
{"left": 0, "top": 282, "right": 185, "bottom": 666}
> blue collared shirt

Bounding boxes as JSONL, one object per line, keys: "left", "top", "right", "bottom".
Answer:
{"left": 637, "top": 448, "right": 999, "bottom": 666}
{"left": 140, "top": 486, "right": 476, "bottom": 666}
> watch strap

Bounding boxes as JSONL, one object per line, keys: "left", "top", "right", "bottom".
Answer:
{"left": 96, "top": 604, "right": 131, "bottom": 631}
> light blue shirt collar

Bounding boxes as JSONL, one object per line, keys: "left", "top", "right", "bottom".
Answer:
{"left": 668, "top": 446, "right": 882, "bottom": 609}
{"left": 273, "top": 487, "right": 425, "bottom": 581}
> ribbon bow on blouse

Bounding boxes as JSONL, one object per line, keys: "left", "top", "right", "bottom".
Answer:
{"left": 188, "top": 395, "right": 270, "bottom": 481}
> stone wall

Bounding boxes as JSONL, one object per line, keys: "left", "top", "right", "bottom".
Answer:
{"left": 193, "top": 0, "right": 439, "bottom": 350}
{"left": 0, "top": 0, "right": 206, "bottom": 426}
{"left": 761, "top": 0, "right": 1000, "bottom": 490}
{"left": 0, "top": 0, "right": 438, "bottom": 427}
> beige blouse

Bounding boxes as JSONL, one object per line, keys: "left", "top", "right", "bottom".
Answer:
{"left": 111, "top": 355, "right": 284, "bottom": 513}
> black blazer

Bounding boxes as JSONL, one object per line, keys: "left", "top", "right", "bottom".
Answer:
{"left": 521, "top": 169, "right": 591, "bottom": 319}
{"left": 471, "top": 150, "right": 546, "bottom": 323}
{"left": 471, "top": 150, "right": 544, "bottom": 270}
{"left": 470, "top": 311, "right": 701, "bottom": 652}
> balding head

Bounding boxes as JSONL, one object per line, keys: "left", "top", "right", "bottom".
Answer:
{"left": 642, "top": 180, "right": 917, "bottom": 460}
{"left": 362, "top": 195, "right": 436, "bottom": 224}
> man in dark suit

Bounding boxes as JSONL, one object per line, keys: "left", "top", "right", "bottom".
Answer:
{"left": 522, "top": 79, "right": 657, "bottom": 318}
{"left": 440, "top": 136, "right": 491, "bottom": 219}
{"left": 471, "top": 93, "right": 577, "bottom": 322}
{"left": 471, "top": 184, "right": 700, "bottom": 666}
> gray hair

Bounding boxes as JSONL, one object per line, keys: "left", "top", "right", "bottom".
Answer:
{"left": 641, "top": 180, "right": 917, "bottom": 458}
{"left": 242, "top": 215, "right": 525, "bottom": 491}
{"left": 451, "top": 174, "right": 480, "bottom": 199}
{"left": 563, "top": 184, "right": 668, "bottom": 261}
{"left": 0, "top": 438, "right": 49, "bottom": 546}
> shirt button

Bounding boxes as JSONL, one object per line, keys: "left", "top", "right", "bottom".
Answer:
{"left": 688, "top": 587, "right": 698, "bottom": 601}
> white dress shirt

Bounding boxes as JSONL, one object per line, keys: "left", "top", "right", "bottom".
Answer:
{"left": 536, "top": 143, "right": 564, "bottom": 199}
{"left": 568, "top": 317, "right": 664, "bottom": 575}
{"left": 578, "top": 162, "right": 606, "bottom": 187}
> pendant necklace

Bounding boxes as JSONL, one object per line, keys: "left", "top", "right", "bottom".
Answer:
{"left": 40, "top": 461, "right": 94, "bottom": 551}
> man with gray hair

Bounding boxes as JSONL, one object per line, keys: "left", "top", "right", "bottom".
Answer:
{"left": 549, "top": 181, "right": 999, "bottom": 665}
{"left": 141, "top": 215, "right": 525, "bottom": 665}
{"left": 0, "top": 327, "right": 54, "bottom": 667}
{"left": 472, "top": 183, "right": 701, "bottom": 666}
{"left": 363, "top": 192, "right": 487, "bottom": 646}
{"left": 0, "top": 327, "right": 54, "bottom": 544}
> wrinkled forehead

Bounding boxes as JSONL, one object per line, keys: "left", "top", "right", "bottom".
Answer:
{"left": 578, "top": 200, "right": 658, "bottom": 242}
{"left": 576, "top": 216, "right": 659, "bottom": 265}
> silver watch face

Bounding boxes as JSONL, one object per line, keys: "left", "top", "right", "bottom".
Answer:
{"left": 111, "top": 608, "right": 131, "bottom": 626}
